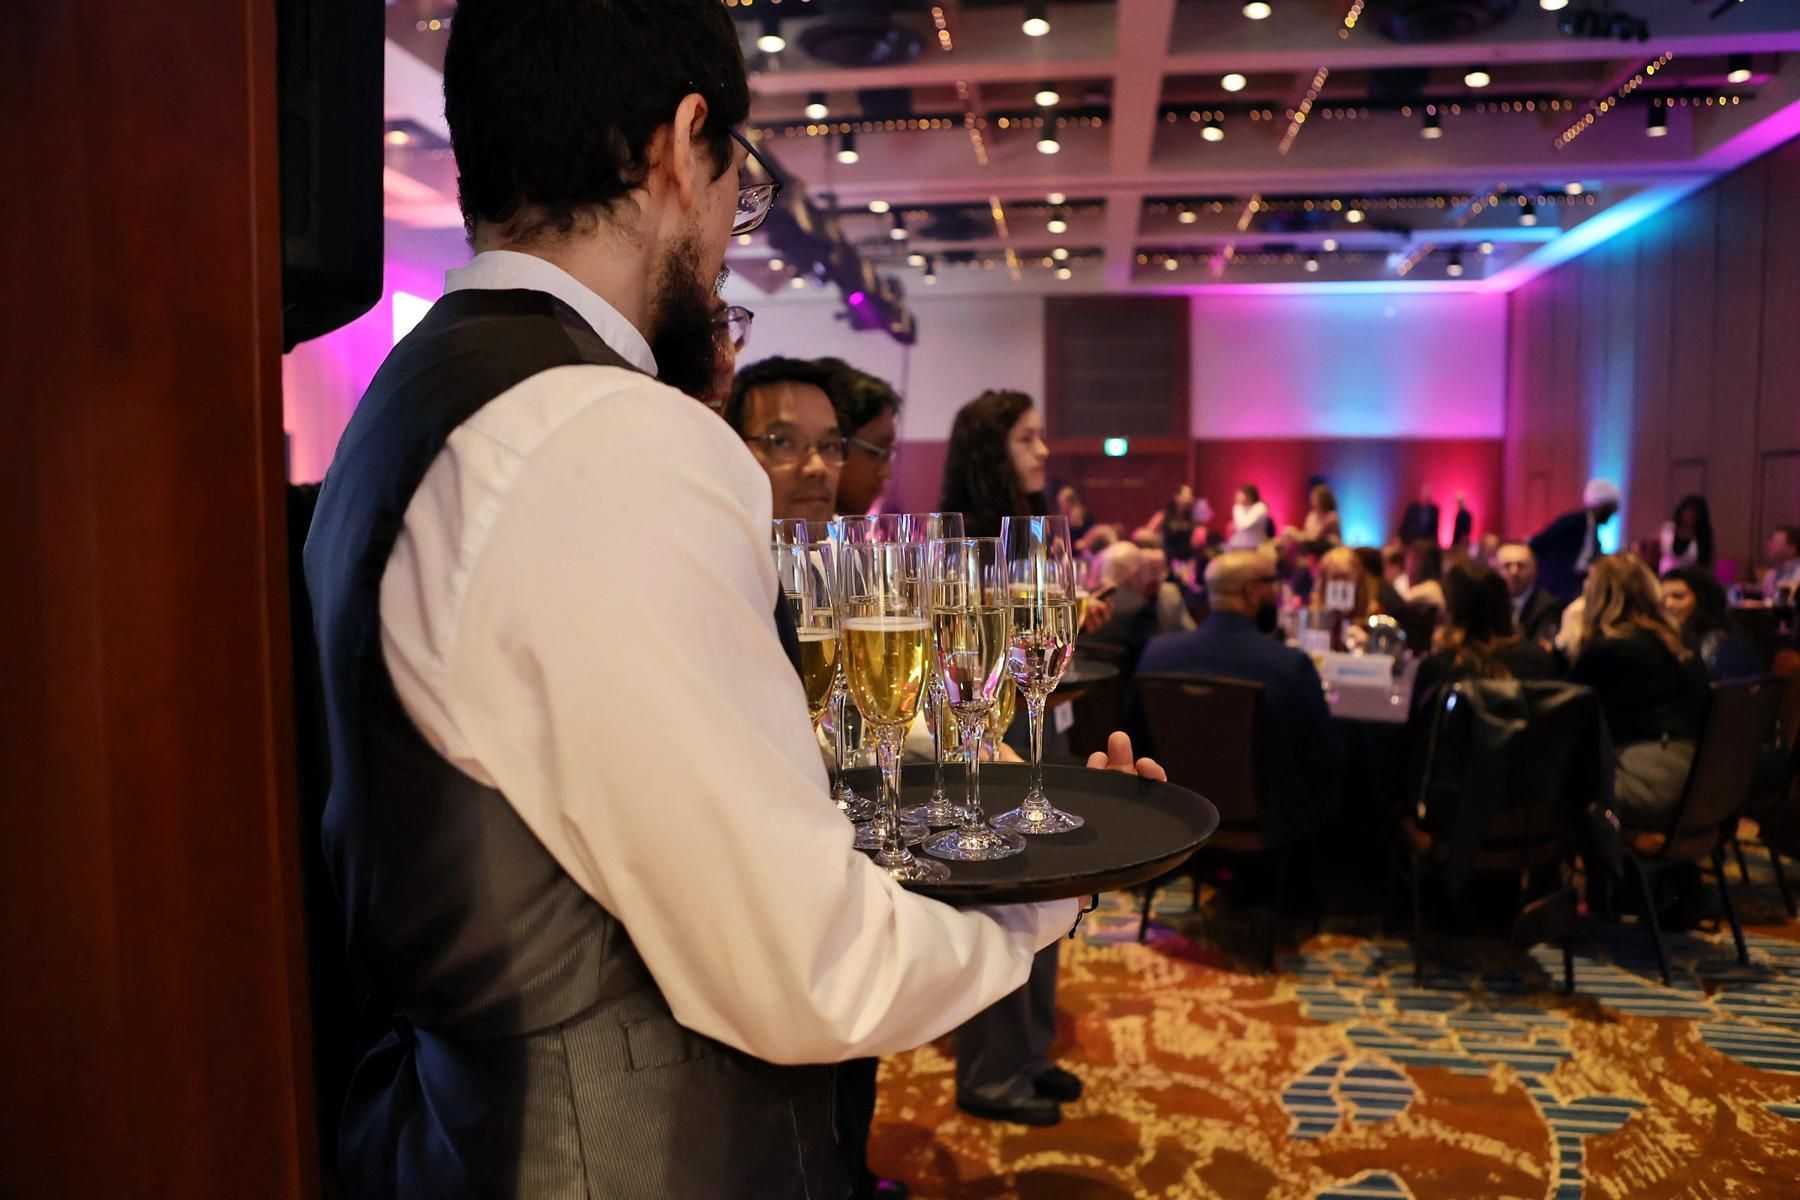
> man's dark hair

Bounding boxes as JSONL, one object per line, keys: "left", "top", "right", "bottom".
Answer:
{"left": 725, "top": 357, "right": 842, "bottom": 435}
{"left": 443, "top": 0, "right": 750, "bottom": 242}
{"left": 817, "top": 359, "right": 902, "bottom": 434}
{"left": 1779, "top": 525, "right": 1800, "bottom": 554}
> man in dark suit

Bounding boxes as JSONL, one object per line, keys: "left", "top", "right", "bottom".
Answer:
{"left": 1398, "top": 485, "right": 1441, "bottom": 546}
{"left": 1528, "top": 478, "right": 1620, "bottom": 603}
{"left": 1495, "top": 541, "right": 1564, "bottom": 646}
{"left": 1130, "top": 550, "right": 1342, "bottom": 848}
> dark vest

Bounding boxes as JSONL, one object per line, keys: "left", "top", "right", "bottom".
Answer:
{"left": 304, "top": 287, "right": 841, "bottom": 1199}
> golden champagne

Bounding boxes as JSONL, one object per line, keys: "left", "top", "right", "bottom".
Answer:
{"left": 991, "top": 676, "right": 1018, "bottom": 734}
{"left": 931, "top": 606, "right": 1009, "bottom": 709}
{"left": 1075, "top": 589, "right": 1091, "bottom": 629}
{"left": 842, "top": 616, "right": 929, "bottom": 726}
{"left": 1007, "top": 600, "right": 1077, "bottom": 695}
{"left": 797, "top": 628, "right": 838, "bottom": 724}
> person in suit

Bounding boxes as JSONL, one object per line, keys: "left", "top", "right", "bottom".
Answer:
{"left": 1450, "top": 491, "right": 1473, "bottom": 549}
{"left": 1399, "top": 485, "right": 1441, "bottom": 546}
{"left": 1494, "top": 541, "right": 1565, "bottom": 646}
{"left": 1131, "top": 550, "right": 1343, "bottom": 848}
{"left": 1529, "top": 478, "right": 1620, "bottom": 603}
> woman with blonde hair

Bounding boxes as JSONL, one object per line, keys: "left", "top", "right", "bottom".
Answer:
{"left": 1569, "top": 554, "right": 1710, "bottom": 829}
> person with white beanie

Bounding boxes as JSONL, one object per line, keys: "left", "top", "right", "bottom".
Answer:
{"left": 1528, "top": 477, "right": 1622, "bottom": 603}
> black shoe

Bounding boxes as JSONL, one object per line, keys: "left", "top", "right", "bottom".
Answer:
{"left": 956, "top": 1092, "right": 1062, "bottom": 1127}
{"left": 1033, "top": 1066, "right": 1083, "bottom": 1103}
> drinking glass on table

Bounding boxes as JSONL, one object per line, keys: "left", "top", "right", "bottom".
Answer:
{"left": 923, "top": 538, "right": 1026, "bottom": 862}
{"left": 836, "top": 540, "right": 949, "bottom": 881}
{"left": 895, "top": 513, "right": 966, "bottom": 826}
{"left": 992, "top": 515, "right": 1084, "bottom": 835}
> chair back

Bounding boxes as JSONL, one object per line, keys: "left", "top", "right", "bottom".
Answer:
{"left": 1390, "top": 601, "right": 1440, "bottom": 657}
{"left": 1412, "top": 678, "right": 1603, "bottom": 892}
{"left": 1135, "top": 673, "right": 1263, "bottom": 837}
{"left": 1658, "top": 677, "right": 1785, "bottom": 860}
{"left": 1062, "top": 675, "right": 1122, "bottom": 762}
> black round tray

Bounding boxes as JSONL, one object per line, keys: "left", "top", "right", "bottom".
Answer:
{"left": 842, "top": 763, "right": 1217, "bottom": 906}
{"left": 1056, "top": 659, "right": 1121, "bottom": 690}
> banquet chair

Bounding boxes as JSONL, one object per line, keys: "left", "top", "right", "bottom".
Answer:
{"left": 1399, "top": 679, "right": 1604, "bottom": 992}
{"left": 1061, "top": 673, "right": 1123, "bottom": 763}
{"left": 1618, "top": 677, "right": 1784, "bottom": 983}
{"left": 1132, "top": 673, "right": 1308, "bottom": 968}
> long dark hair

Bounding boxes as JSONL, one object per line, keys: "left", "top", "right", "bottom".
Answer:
{"left": 939, "top": 389, "right": 1045, "bottom": 537}
{"left": 1438, "top": 561, "right": 1519, "bottom": 677}
{"left": 1670, "top": 493, "right": 1715, "bottom": 565}
{"left": 1661, "top": 565, "right": 1732, "bottom": 639}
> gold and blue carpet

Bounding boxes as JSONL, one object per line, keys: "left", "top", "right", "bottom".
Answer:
{"left": 869, "top": 852, "right": 1800, "bottom": 1199}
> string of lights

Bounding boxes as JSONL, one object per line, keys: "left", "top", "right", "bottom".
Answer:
{"left": 1279, "top": 68, "right": 1331, "bottom": 155}
{"left": 1554, "top": 52, "right": 1675, "bottom": 149}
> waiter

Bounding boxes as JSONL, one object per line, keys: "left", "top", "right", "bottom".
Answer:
{"left": 303, "top": 3, "right": 1168, "bottom": 1196}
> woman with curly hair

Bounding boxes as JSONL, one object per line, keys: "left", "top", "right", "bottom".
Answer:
{"left": 939, "top": 389, "right": 1049, "bottom": 537}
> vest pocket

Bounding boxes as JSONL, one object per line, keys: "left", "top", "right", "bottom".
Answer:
{"left": 624, "top": 1013, "right": 719, "bottom": 1071}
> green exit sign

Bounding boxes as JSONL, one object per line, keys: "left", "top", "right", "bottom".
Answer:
{"left": 1102, "top": 437, "right": 1129, "bottom": 458}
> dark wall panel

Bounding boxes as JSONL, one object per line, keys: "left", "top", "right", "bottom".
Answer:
{"left": 1504, "top": 132, "right": 1800, "bottom": 573}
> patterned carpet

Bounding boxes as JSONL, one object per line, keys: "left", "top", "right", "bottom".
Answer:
{"left": 868, "top": 850, "right": 1800, "bottom": 1199}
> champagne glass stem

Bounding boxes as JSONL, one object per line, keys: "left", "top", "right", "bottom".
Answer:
{"left": 1026, "top": 691, "right": 1047, "bottom": 802}
{"left": 959, "top": 712, "right": 986, "bottom": 832}
{"left": 831, "top": 685, "right": 849, "bottom": 796}
{"left": 873, "top": 724, "right": 911, "bottom": 867}
{"left": 929, "top": 681, "right": 946, "bottom": 797}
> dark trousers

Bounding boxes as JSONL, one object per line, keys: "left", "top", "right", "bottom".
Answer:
{"left": 835, "top": 1057, "right": 880, "bottom": 1198}
{"left": 953, "top": 942, "right": 1060, "bottom": 1103}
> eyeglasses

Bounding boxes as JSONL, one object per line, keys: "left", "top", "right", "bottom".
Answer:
{"left": 744, "top": 431, "right": 849, "bottom": 467}
{"left": 729, "top": 128, "right": 785, "bottom": 236}
{"left": 715, "top": 304, "right": 753, "bottom": 351}
{"left": 847, "top": 434, "right": 896, "bottom": 464}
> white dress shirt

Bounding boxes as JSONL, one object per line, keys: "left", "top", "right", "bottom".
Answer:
{"left": 1228, "top": 500, "right": 1272, "bottom": 549}
{"left": 380, "top": 252, "right": 1074, "bottom": 1065}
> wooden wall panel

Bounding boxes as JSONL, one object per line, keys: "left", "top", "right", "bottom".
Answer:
{"left": 1503, "top": 132, "right": 1800, "bottom": 577}
{"left": 0, "top": 0, "right": 315, "bottom": 1196}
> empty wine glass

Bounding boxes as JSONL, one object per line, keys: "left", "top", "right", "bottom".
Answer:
{"left": 836, "top": 541, "right": 949, "bottom": 881}
{"left": 923, "top": 538, "right": 1026, "bottom": 862}
{"left": 992, "top": 515, "right": 1084, "bottom": 835}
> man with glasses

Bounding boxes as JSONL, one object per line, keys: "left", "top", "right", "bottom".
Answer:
{"left": 1130, "top": 550, "right": 1342, "bottom": 851}
{"left": 726, "top": 357, "right": 846, "bottom": 527}
{"left": 304, "top": 3, "right": 1096, "bottom": 1197}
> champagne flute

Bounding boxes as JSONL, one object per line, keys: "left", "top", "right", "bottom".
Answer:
{"left": 898, "top": 512, "right": 967, "bottom": 826}
{"left": 772, "top": 517, "right": 813, "bottom": 548}
{"left": 923, "top": 538, "right": 1026, "bottom": 862}
{"left": 837, "top": 541, "right": 949, "bottom": 881}
{"left": 777, "top": 539, "right": 839, "bottom": 730}
{"left": 822, "top": 518, "right": 882, "bottom": 823}
{"left": 992, "top": 515, "right": 1084, "bottom": 835}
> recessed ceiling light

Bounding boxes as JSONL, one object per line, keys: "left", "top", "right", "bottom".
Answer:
{"left": 789, "top": 276, "right": 807, "bottom": 289}
{"left": 1037, "top": 132, "right": 1062, "bottom": 155}
{"left": 836, "top": 132, "right": 859, "bottom": 165}
{"left": 756, "top": 17, "right": 786, "bottom": 54}
{"left": 384, "top": 129, "right": 411, "bottom": 146}
{"left": 1647, "top": 107, "right": 1668, "bottom": 138}
{"left": 1520, "top": 200, "right": 1539, "bottom": 226}
{"left": 1047, "top": 193, "right": 1067, "bottom": 207}
{"left": 923, "top": 257, "right": 938, "bottom": 283}
{"left": 736, "top": 234, "right": 753, "bottom": 246}
{"left": 1727, "top": 55, "right": 1752, "bottom": 85}
{"left": 1463, "top": 67, "right": 1492, "bottom": 89}
{"left": 1056, "top": 266, "right": 1073, "bottom": 280}
{"left": 1177, "top": 204, "right": 1197, "bottom": 224}
{"left": 1221, "top": 73, "right": 1247, "bottom": 93}
{"left": 1163, "top": 257, "right": 1180, "bottom": 271}
{"left": 1345, "top": 207, "right": 1365, "bottom": 224}
{"left": 1304, "top": 256, "right": 1320, "bottom": 273}
{"left": 1202, "top": 118, "right": 1225, "bottom": 142}
{"left": 1022, "top": 0, "right": 1050, "bottom": 37}
{"left": 769, "top": 258, "right": 785, "bottom": 271}
{"left": 804, "top": 92, "right": 829, "bottom": 121}
{"left": 867, "top": 199, "right": 891, "bottom": 214}
{"left": 1035, "top": 86, "right": 1062, "bottom": 108}
{"left": 1046, "top": 211, "right": 1069, "bottom": 234}
{"left": 1322, "top": 237, "right": 1338, "bottom": 252}
{"left": 1052, "top": 247, "right": 1070, "bottom": 261}
{"left": 889, "top": 213, "right": 908, "bottom": 240}
{"left": 1480, "top": 241, "right": 1494, "bottom": 254}
{"left": 1243, "top": 2, "right": 1272, "bottom": 19}
{"left": 1539, "top": 0, "right": 1569, "bottom": 10}
{"left": 1564, "top": 182, "right": 1584, "bottom": 195}
{"left": 907, "top": 252, "right": 926, "bottom": 267}
{"left": 1421, "top": 110, "right": 1443, "bottom": 139}
{"left": 1446, "top": 252, "right": 1465, "bottom": 277}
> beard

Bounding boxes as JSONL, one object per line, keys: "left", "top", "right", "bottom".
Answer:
{"left": 648, "top": 233, "right": 728, "bottom": 403}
